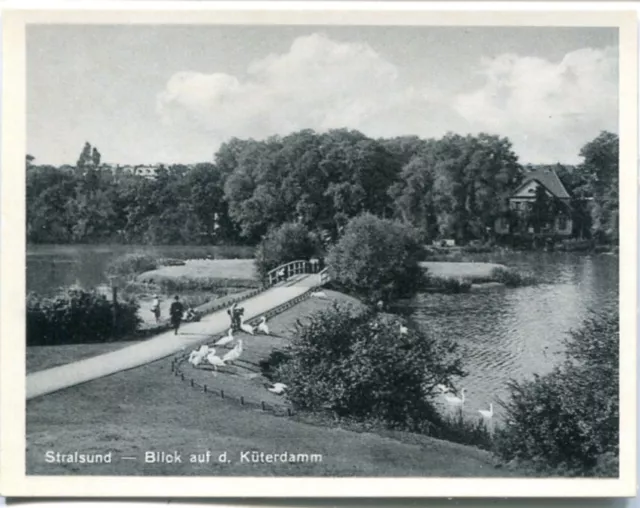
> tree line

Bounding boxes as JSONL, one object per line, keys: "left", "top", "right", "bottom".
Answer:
{"left": 26, "top": 130, "right": 619, "bottom": 246}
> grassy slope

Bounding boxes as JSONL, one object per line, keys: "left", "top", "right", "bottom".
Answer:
{"left": 419, "top": 261, "right": 505, "bottom": 281}
{"left": 26, "top": 289, "right": 520, "bottom": 477}
{"left": 26, "top": 354, "right": 512, "bottom": 477}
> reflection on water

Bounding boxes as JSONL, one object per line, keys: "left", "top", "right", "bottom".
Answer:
{"left": 27, "top": 244, "right": 255, "bottom": 296}
{"left": 409, "top": 253, "right": 618, "bottom": 424}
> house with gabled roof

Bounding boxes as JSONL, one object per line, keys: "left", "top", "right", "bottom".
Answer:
{"left": 495, "top": 167, "right": 573, "bottom": 236}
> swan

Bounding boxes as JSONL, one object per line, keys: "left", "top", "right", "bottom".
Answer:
{"left": 311, "top": 291, "right": 327, "bottom": 298}
{"left": 206, "top": 351, "right": 226, "bottom": 371}
{"left": 189, "top": 345, "right": 210, "bottom": 366}
{"left": 257, "top": 316, "right": 270, "bottom": 335}
{"left": 445, "top": 388, "right": 466, "bottom": 407}
{"left": 240, "top": 320, "right": 255, "bottom": 335}
{"left": 222, "top": 339, "right": 243, "bottom": 363}
{"left": 478, "top": 403, "right": 494, "bottom": 419}
{"left": 266, "top": 382, "right": 288, "bottom": 395}
{"left": 399, "top": 323, "right": 409, "bottom": 335}
{"left": 215, "top": 329, "right": 234, "bottom": 346}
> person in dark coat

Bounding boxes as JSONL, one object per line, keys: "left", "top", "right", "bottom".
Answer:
{"left": 169, "top": 295, "right": 185, "bottom": 335}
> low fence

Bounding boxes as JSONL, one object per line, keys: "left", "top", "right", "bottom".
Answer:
{"left": 170, "top": 282, "right": 328, "bottom": 417}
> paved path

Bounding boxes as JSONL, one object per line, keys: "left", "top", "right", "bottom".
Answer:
{"left": 26, "top": 274, "right": 322, "bottom": 400}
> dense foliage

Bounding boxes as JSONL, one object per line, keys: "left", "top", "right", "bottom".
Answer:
{"left": 274, "top": 304, "right": 465, "bottom": 433}
{"left": 326, "top": 214, "right": 425, "bottom": 304}
{"left": 254, "top": 222, "right": 322, "bottom": 281}
{"left": 27, "top": 288, "right": 141, "bottom": 345}
{"left": 27, "top": 130, "right": 618, "bottom": 247}
{"left": 494, "top": 308, "right": 619, "bottom": 476}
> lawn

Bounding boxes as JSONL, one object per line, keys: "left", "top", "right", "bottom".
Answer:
{"left": 138, "top": 259, "right": 257, "bottom": 284}
{"left": 420, "top": 261, "right": 506, "bottom": 282}
{"left": 26, "top": 288, "right": 519, "bottom": 477}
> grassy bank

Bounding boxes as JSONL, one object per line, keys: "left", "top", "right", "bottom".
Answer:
{"left": 26, "top": 289, "right": 518, "bottom": 477}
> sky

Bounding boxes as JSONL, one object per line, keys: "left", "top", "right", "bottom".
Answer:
{"left": 27, "top": 25, "right": 618, "bottom": 166}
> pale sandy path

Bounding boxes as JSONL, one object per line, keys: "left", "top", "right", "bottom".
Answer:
{"left": 26, "top": 274, "right": 321, "bottom": 400}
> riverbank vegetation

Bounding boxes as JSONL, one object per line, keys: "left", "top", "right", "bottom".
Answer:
{"left": 27, "top": 288, "right": 140, "bottom": 346}
{"left": 494, "top": 307, "right": 619, "bottom": 477}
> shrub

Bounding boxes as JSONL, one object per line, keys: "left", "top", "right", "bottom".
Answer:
{"left": 26, "top": 288, "right": 141, "bottom": 346}
{"left": 494, "top": 308, "right": 619, "bottom": 476}
{"left": 106, "top": 253, "right": 159, "bottom": 278}
{"left": 254, "top": 222, "right": 322, "bottom": 281}
{"left": 327, "top": 213, "right": 425, "bottom": 304}
{"left": 490, "top": 267, "right": 537, "bottom": 287}
{"left": 274, "top": 303, "right": 465, "bottom": 433}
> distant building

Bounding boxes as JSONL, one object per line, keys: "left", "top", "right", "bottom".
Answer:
{"left": 495, "top": 168, "right": 573, "bottom": 236}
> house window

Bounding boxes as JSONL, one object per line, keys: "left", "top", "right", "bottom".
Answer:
{"left": 558, "top": 216, "right": 568, "bottom": 230}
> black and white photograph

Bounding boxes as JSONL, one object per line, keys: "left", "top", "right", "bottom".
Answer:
{"left": 0, "top": 3, "right": 637, "bottom": 499}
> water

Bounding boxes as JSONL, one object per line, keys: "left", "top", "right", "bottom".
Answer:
{"left": 409, "top": 252, "right": 618, "bottom": 424}
{"left": 26, "top": 244, "right": 255, "bottom": 296}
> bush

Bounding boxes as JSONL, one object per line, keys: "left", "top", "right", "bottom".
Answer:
{"left": 254, "top": 222, "right": 322, "bottom": 281}
{"left": 327, "top": 214, "right": 425, "bottom": 304}
{"left": 494, "top": 308, "right": 619, "bottom": 476}
{"left": 273, "top": 303, "right": 465, "bottom": 433}
{"left": 106, "top": 253, "right": 159, "bottom": 278}
{"left": 490, "top": 267, "right": 538, "bottom": 287}
{"left": 27, "top": 288, "right": 141, "bottom": 346}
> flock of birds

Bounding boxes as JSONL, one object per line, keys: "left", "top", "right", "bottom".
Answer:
{"left": 186, "top": 314, "right": 288, "bottom": 396}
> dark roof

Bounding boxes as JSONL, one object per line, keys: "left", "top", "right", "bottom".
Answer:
{"left": 513, "top": 168, "right": 571, "bottom": 199}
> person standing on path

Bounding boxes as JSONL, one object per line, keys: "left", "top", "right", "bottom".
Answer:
{"left": 169, "top": 295, "right": 185, "bottom": 335}
{"left": 151, "top": 294, "right": 161, "bottom": 323}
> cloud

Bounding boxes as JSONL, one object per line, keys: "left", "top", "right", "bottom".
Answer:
{"left": 454, "top": 46, "right": 618, "bottom": 163}
{"left": 157, "top": 33, "right": 445, "bottom": 142}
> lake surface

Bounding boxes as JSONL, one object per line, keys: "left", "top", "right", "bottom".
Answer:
{"left": 27, "top": 245, "right": 618, "bottom": 426}
{"left": 27, "top": 244, "right": 255, "bottom": 296}
{"left": 409, "top": 251, "right": 618, "bottom": 424}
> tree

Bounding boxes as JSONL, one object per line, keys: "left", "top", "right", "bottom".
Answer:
{"left": 91, "top": 147, "right": 101, "bottom": 167}
{"left": 273, "top": 304, "right": 465, "bottom": 433}
{"left": 76, "top": 142, "right": 93, "bottom": 169}
{"left": 254, "top": 222, "right": 322, "bottom": 281}
{"left": 327, "top": 213, "right": 425, "bottom": 304}
{"left": 578, "top": 132, "right": 618, "bottom": 243}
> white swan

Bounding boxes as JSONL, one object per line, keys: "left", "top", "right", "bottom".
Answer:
{"left": 223, "top": 339, "right": 243, "bottom": 363}
{"left": 445, "top": 388, "right": 466, "bottom": 407}
{"left": 399, "top": 323, "right": 409, "bottom": 335}
{"left": 206, "top": 351, "right": 226, "bottom": 371}
{"left": 215, "top": 329, "right": 234, "bottom": 346}
{"left": 240, "top": 320, "right": 255, "bottom": 335}
{"left": 188, "top": 345, "right": 210, "bottom": 366}
{"left": 267, "top": 383, "right": 288, "bottom": 395}
{"left": 257, "top": 316, "right": 270, "bottom": 335}
{"left": 478, "top": 403, "right": 494, "bottom": 419}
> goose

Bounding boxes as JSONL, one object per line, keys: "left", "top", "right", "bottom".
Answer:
{"left": 266, "top": 382, "right": 288, "bottom": 395}
{"left": 222, "top": 339, "right": 243, "bottom": 364}
{"left": 206, "top": 351, "right": 226, "bottom": 371}
{"left": 240, "top": 320, "right": 255, "bottom": 335}
{"left": 215, "top": 329, "right": 234, "bottom": 346}
{"left": 478, "top": 403, "right": 494, "bottom": 419}
{"left": 257, "top": 316, "right": 270, "bottom": 335}
{"left": 445, "top": 388, "right": 466, "bottom": 407}
{"left": 399, "top": 323, "right": 409, "bottom": 335}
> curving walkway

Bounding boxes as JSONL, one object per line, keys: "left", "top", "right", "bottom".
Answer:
{"left": 26, "top": 273, "right": 322, "bottom": 401}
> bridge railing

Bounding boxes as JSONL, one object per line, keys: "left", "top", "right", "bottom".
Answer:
{"left": 266, "top": 258, "right": 329, "bottom": 287}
